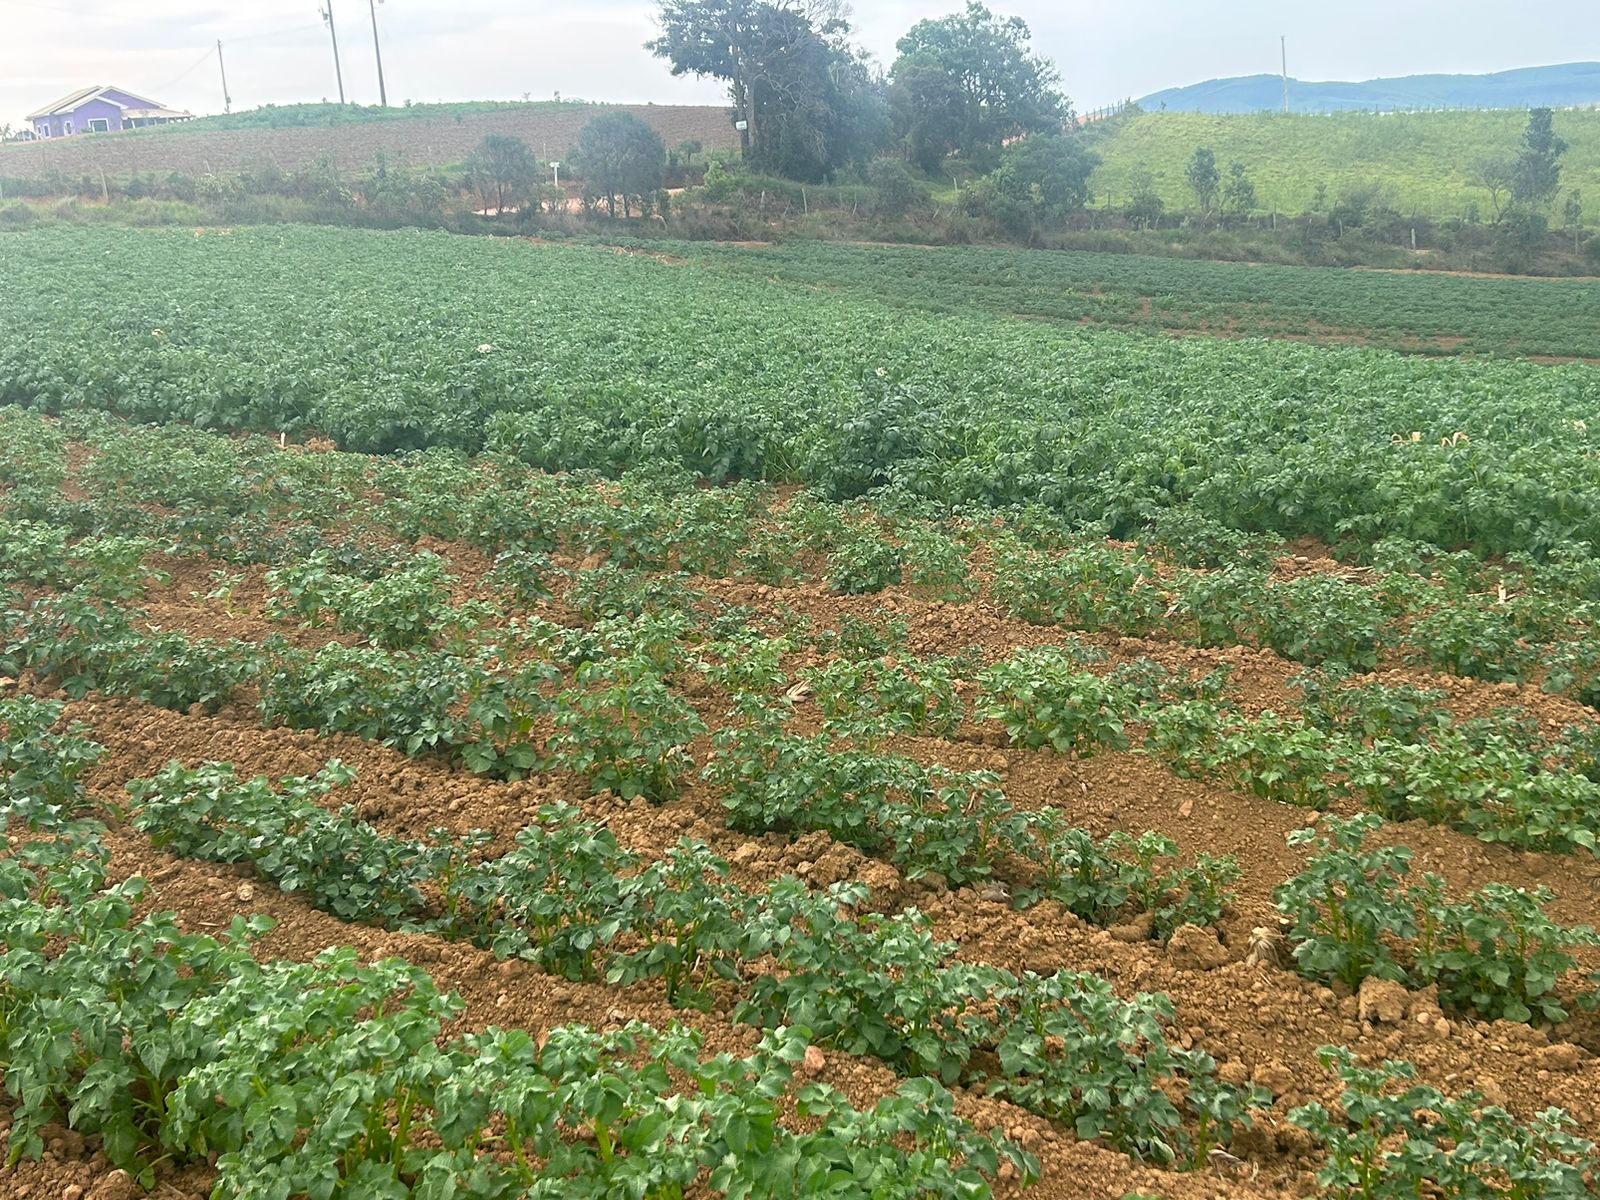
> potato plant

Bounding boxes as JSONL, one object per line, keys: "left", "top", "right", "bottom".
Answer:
{"left": 977, "top": 647, "right": 1132, "bottom": 758}
{"left": 128, "top": 760, "right": 433, "bottom": 925}
{"left": 1290, "top": 1046, "right": 1597, "bottom": 1200}
{"left": 706, "top": 730, "right": 1028, "bottom": 885}
{"left": 804, "top": 653, "right": 964, "bottom": 740}
{"left": 0, "top": 697, "right": 102, "bottom": 828}
{"left": 742, "top": 880, "right": 1261, "bottom": 1163}
{"left": 546, "top": 656, "right": 706, "bottom": 802}
{"left": 1275, "top": 815, "right": 1600, "bottom": 1022}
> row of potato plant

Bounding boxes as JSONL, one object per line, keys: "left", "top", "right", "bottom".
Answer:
{"left": 13, "top": 408, "right": 1600, "bottom": 703}
{"left": 13, "top": 560, "right": 1600, "bottom": 869}
{"left": 1275, "top": 815, "right": 1600, "bottom": 1024}
{"left": 0, "top": 701, "right": 1040, "bottom": 1197}
{"left": 118, "top": 755, "right": 1259, "bottom": 1165}
{"left": 1, "top": 835, "right": 1030, "bottom": 1197}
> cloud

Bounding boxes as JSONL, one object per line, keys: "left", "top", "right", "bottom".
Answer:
{"left": 2, "top": 0, "right": 1589, "bottom": 129}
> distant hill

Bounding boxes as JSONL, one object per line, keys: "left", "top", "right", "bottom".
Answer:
{"left": 1141, "top": 62, "right": 1600, "bottom": 114}
{"left": 1088, "top": 108, "right": 1600, "bottom": 217}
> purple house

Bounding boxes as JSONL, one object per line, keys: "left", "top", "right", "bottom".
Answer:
{"left": 27, "top": 85, "right": 194, "bottom": 139}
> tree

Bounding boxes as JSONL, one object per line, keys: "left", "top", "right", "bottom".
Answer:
{"left": 1511, "top": 107, "right": 1567, "bottom": 209}
{"left": 989, "top": 134, "right": 1098, "bottom": 234}
{"left": 1221, "top": 161, "right": 1256, "bottom": 217}
{"left": 1124, "top": 169, "right": 1164, "bottom": 230}
{"left": 649, "top": 0, "right": 885, "bottom": 182}
{"left": 867, "top": 157, "right": 919, "bottom": 218}
{"left": 1501, "top": 208, "right": 1549, "bottom": 269}
{"left": 1468, "top": 154, "right": 1514, "bottom": 223}
{"left": 889, "top": 2, "right": 1067, "bottom": 174}
{"left": 572, "top": 112, "right": 667, "bottom": 217}
{"left": 467, "top": 134, "right": 539, "bottom": 214}
{"left": 1563, "top": 189, "right": 1584, "bottom": 253}
{"left": 1185, "top": 147, "right": 1219, "bottom": 215}
{"left": 744, "top": 11, "right": 889, "bottom": 182}
{"left": 1328, "top": 180, "right": 1396, "bottom": 237}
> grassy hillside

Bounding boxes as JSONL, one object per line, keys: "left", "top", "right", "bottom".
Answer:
{"left": 1089, "top": 108, "right": 1600, "bottom": 217}
{"left": 172, "top": 99, "right": 602, "bottom": 132}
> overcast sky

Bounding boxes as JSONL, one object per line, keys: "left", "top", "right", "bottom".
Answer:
{"left": 4, "top": 0, "right": 1594, "bottom": 126}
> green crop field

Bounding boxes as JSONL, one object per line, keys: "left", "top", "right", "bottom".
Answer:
{"left": 634, "top": 237, "right": 1600, "bottom": 357}
{"left": 3, "top": 225, "right": 1598, "bottom": 555}
{"left": 1088, "top": 108, "right": 1600, "bottom": 217}
{"left": 4, "top": 223, "right": 1600, "bottom": 1200}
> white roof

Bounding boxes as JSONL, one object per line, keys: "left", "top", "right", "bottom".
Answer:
{"left": 28, "top": 85, "right": 175, "bottom": 120}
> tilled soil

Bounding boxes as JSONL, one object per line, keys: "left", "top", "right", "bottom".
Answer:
{"left": 4, "top": 543, "right": 1600, "bottom": 1200}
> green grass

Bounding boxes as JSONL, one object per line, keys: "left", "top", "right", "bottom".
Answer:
{"left": 160, "top": 99, "right": 603, "bottom": 133}
{"left": 1088, "top": 109, "right": 1600, "bottom": 218}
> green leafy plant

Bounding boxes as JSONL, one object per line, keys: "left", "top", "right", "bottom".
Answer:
{"left": 805, "top": 654, "right": 964, "bottom": 740}
{"left": 128, "top": 760, "right": 435, "bottom": 925}
{"left": 978, "top": 647, "right": 1132, "bottom": 757}
{"left": 1290, "top": 1045, "right": 1597, "bottom": 1200}
{"left": 1277, "top": 815, "right": 1600, "bottom": 1022}
{"left": 826, "top": 532, "right": 905, "bottom": 595}
{"left": 0, "top": 697, "right": 102, "bottom": 828}
{"left": 546, "top": 656, "right": 706, "bottom": 801}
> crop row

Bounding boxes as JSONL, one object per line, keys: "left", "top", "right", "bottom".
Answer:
{"left": 3, "top": 228, "right": 1600, "bottom": 560}
{"left": 15, "top": 663, "right": 1600, "bottom": 1040}
{"left": 7, "top": 698, "right": 1597, "bottom": 1197}
{"left": 6, "top": 701, "right": 1259, "bottom": 1168}
{"left": 10, "top": 408, "right": 1600, "bottom": 700}
{"left": 618, "top": 237, "right": 1600, "bottom": 360}
{"left": 13, "top": 555, "right": 1600, "bottom": 870}
{"left": 2, "top": 840, "right": 1026, "bottom": 1197}
{"left": 122, "top": 758, "right": 1260, "bottom": 1164}
{"left": 12, "top": 407, "right": 1600, "bottom": 705}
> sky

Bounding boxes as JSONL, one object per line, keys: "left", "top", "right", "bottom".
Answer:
{"left": 3, "top": 0, "right": 1595, "bottom": 127}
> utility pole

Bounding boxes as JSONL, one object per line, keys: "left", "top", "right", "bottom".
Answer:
{"left": 321, "top": 2, "right": 347, "bottom": 105}
{"left": 217, "top": 39, "right": 232, "bottom": 113}
{"left": 368, "top": 0, "right": 388, "bottom": 107}
{"left": 1281, "top": 35, "right": 1289, "bottom": 113}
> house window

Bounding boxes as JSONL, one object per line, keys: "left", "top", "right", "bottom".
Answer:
{"left": 63, "top": 120, "right": 73, "bottom": 135}
{"left": 87, "top": 118, "right": 109, "bottom": 133}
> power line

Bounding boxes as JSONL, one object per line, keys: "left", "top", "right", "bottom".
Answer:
{"left": 152, "top": 46, "right": 217, "bottom": 94}
{"left": 230, "top": 22, "right": 326, "bottom": 45}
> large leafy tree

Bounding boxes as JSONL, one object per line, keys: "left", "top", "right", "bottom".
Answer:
{"left": 572, "top": 112, "right": 667, "bottom": 217}
{"left": 466, "top": 134, "right": 539, "bottom": 214}
{"left": 889, "top": 2, "right": 1067, "bottom": 174}
{"left": 1468, "top": 154, "right": 1515, "bottom": 223}
{"left": 1222, "top": 161, "right": 1256, "bottom": 217}
{"left": 991, "top": 133, "right": 1097, "bottom": 224}
{"left": 1512, "top": 107, "right": 1567, "bottom": 210}
{"left": 649, "top": 0, "right": 885, "bottom": 182}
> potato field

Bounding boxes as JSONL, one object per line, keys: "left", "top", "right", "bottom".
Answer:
{"left": 2, "top": 226, "right": 1600, "bottom": 1200}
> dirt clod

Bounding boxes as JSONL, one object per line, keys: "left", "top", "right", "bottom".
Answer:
{"left": 1165, "top": 924, "right": 1229, "bottom": 971}
{"left": 1357, "top": 977, "right": 1409, "bottom": 1025}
